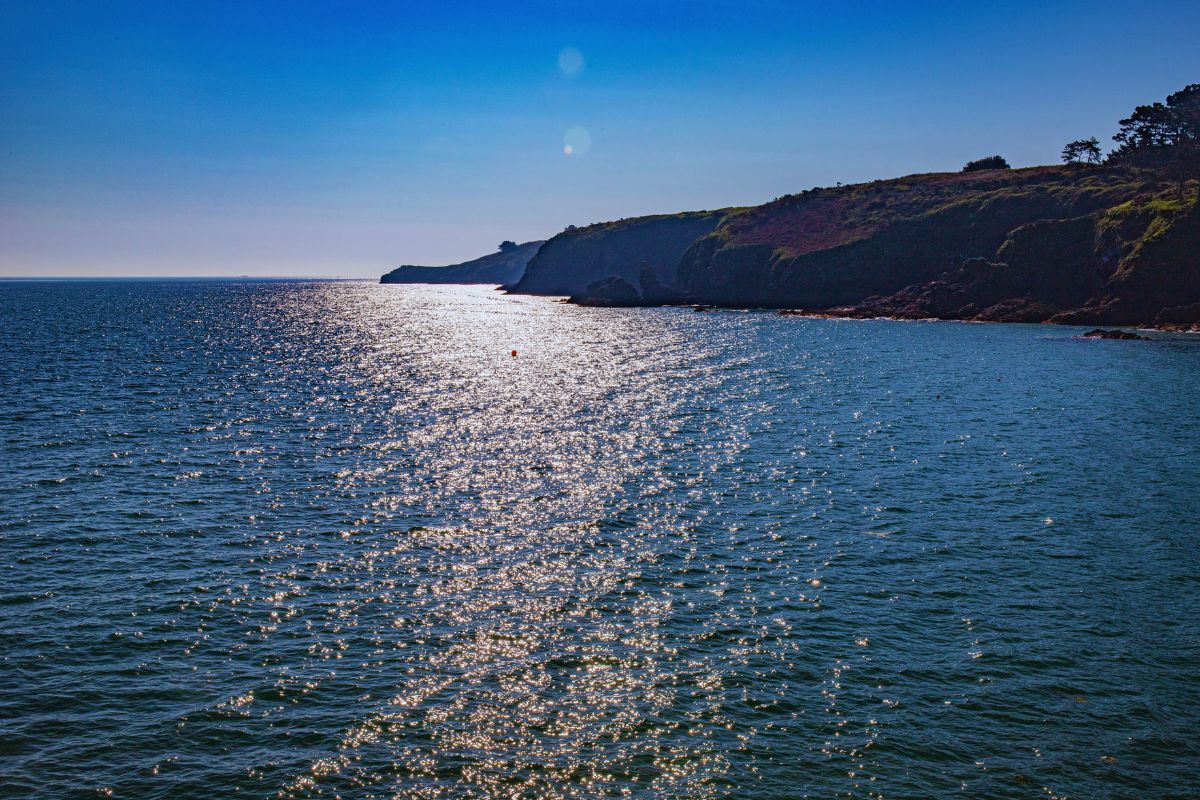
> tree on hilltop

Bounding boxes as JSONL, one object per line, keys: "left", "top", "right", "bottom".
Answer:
{"left": 1111, "top": 83, "right": 1200, "bottom": 193}
{"left": 498, "top": 240, "right": 518, "bottom": 252}
{"left": 962, "top": 155, "right": 1011, "bottom": 172}
{"left": 1062, "top": 137, "right": 1102, "bottom": 165}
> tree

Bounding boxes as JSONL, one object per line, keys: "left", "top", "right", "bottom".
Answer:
{"left": 1111, "top": 83, "right": 1200, "bottom": 193}
{"left": 498, "top": 240, "right": 518, "bottom": 252}
{"left": 962, "top": 155, "right": 1011, "bottom": 172}
{"left": 1062, "top": 137, "right": 1102, "bottom": 164}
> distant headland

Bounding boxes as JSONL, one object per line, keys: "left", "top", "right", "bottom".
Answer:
{"left": 380, "top": 239, "right": 544, "bottom": 286}
{"left": 384, "top": 84, "right": 1200, "bottom": 330}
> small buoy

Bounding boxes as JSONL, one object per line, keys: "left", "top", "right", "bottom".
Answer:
{"left": 511, "top": 349, "right": 518, "bottom": 357}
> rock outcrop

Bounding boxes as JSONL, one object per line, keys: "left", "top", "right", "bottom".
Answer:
{"left": 1047, "top": 196, "right": 1200, "bottom": 326}
{"left": 568, "top": 276, "right": 641, "bottom": 307}
{"left": 1082, "top": 329, "right": 1147, "bottom": 340}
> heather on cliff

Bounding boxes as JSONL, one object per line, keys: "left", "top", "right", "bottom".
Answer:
{"left": 385, "top": 165, "right": 1196, "bottom": 327}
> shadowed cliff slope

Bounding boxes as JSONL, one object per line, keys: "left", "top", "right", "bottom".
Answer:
{"left": 1049, "top": 194, "right": 1200, "bottom": 326}
{"left": 509, "top": 212, "right": 725, "bottom": 297}
{"left": 677, "top": 166, "right": 1152, "bottom": 308}
{"left": 381, "top": 240, "right": 543, "bottom": 285}
{"left": 833, "top": 189, "right": 1200, "bottom": 326}
{"left": 541, "top": 166, "right": 1200, "bottom": 325}
{"left": 383, "top": 169, "right": 1197, "bottom": 327}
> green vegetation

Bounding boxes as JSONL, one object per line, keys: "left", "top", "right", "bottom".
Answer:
{"left": 1111, "top": 83, "right": 1200, "bottom": 194}
{"left": 962, "top": 155, "right": 1011, "bottom": 172}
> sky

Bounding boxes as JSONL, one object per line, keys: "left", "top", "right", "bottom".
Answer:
{"left": 2, "top": 1, "right": 1198, "bottom": 278}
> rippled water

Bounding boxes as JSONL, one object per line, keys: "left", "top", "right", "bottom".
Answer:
{"left": 2, "top": 280, "right": 1198, "bottom": 799}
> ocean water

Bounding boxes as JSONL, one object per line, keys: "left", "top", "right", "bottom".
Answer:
{"left": 2, "top": 280, "right": 1198, "bottom": 799}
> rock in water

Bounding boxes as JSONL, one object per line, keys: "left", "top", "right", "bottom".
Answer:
{"left": 568, "top": 276, "right": 642, "bottom": 307}
{"left": 1082, "top": 328, "right": 1146, "bottom": 340}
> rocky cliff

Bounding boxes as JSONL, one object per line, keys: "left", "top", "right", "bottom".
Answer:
{"left": 380, "top": 240, "right": 543, "bottom": 285}
{"left": 384, "top": 169, "right": 1197, "bottom": 328}
{"left": 678, "top": 167, "right": 1151, "bottom": 307}
{"left": 814, "top": 187, "right": 1200, "bottom": 327}
{"left": 552, "top": 165, "right": 1197, "bottom": 328}
{"left": 508, "top": 212, "right": 725, "bottom": 297}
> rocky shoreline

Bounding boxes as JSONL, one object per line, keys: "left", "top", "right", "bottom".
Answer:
{"left": 741, "top": 306, "right": 1193, "bottom": 334}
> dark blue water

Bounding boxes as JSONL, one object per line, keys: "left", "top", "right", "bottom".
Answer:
{"left": 2, "top": 280, "right": 1198, "bottom": 799}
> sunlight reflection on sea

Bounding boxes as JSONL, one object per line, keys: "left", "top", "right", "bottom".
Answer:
{"left": 1, "top": 281, "right": 1197, "bottom": 799}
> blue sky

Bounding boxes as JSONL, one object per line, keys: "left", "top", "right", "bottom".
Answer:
{"left": 2, "top": 1, "right": 1198, "bottom": 277}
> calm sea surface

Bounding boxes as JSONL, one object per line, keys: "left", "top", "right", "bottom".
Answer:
{"left": 2, "top": 280, "right": 1198, "bottom": 799}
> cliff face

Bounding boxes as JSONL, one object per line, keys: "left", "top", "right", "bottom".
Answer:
{"left": 381, "top": 240, "right": 543, "bottom": 285}
{"left": 834, "top": 191, "right": 1200, "bottom": 326}
{"left": 390, "top": 166, "right": 1197, "bottom": 328}
{"left": 1050, "top": 196, "right": 1200, "bottom": 326}
{"left": 509, "top": 212, "right": 725, "bottom": 297}
{"left": 677, "top": 167, "right": 1149, "bottom": 308}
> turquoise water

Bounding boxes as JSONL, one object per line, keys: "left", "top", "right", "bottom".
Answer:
{"left": 2, "top": 280, "right": 1198, "bottom": 799}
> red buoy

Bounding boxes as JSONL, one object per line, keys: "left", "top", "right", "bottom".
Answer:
{"left": 511, "top": 349, "right": 518, "bottom": 357}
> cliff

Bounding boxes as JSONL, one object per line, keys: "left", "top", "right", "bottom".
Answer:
{"left": 817, "top": 187, "right": 1200, "bottom": 327}
{"left": 386, "top": 169, "right": 1197, "bottom": 328}
{"left": 508, "top": 211, "right": 726, "bottom": 297}
{"left": 380, "top": 240, "right": 543, "bottom": 285}
{"left": 550, "top": 165, "right": 1197, "bottom": 328}
{"left": 677, "top": 166, "right": 1151, "bottom": 307}
{"left": 1049, "top": 195, "right": 1200, "bottom": 326}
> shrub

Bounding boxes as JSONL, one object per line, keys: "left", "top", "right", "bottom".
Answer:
{"left": 963, "top": 155, "right": 1011, "bottom": 172}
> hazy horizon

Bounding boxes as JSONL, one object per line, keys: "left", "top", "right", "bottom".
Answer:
{"left": 3, "top": 0, "right": 1199, "bottom": 278}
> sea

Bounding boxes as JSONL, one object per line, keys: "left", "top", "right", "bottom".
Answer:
{"left": 2, "top": 280, "right": 1197, "bottom": 799}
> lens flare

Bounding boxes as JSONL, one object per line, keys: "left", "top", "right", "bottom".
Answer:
{"left": 558, "top": 47, "right": 584, "bottom": 76}
{"left": 563, "top": 126, "right": 591, "bottom": 156}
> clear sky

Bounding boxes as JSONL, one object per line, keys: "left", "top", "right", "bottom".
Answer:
{"left": 2, "top": 1, "right": 1198, "bottom": 277}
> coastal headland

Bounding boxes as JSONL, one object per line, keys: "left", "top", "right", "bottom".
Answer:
{"left": 384, "top": 84, "right": 1200, "bottom": 330}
